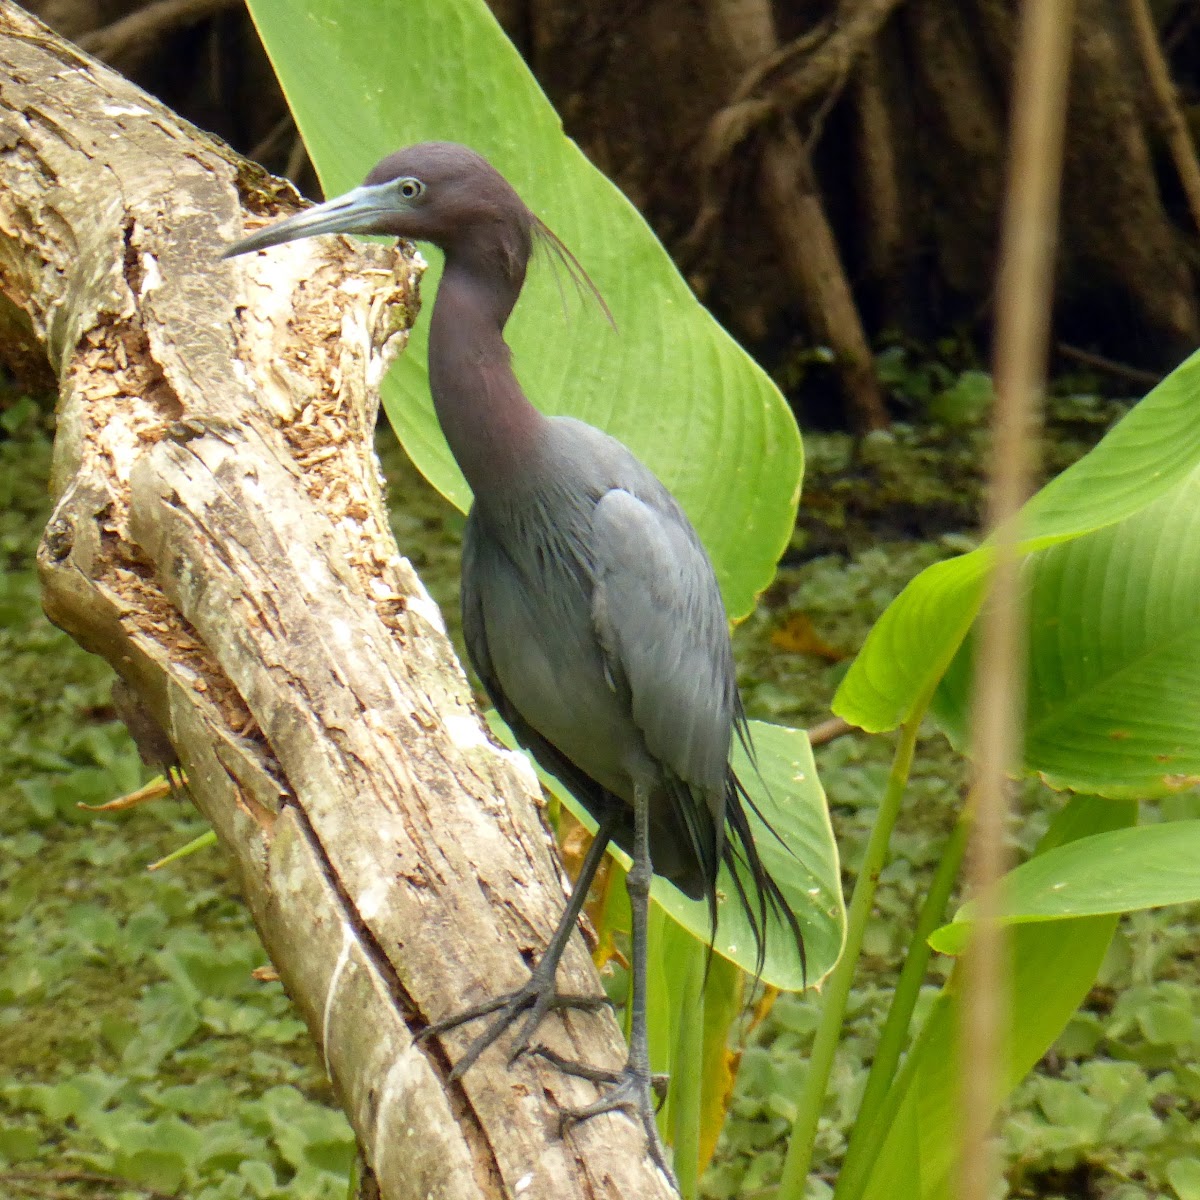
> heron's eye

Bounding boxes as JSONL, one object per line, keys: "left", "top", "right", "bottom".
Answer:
{"left": 398, "top": 178, "right": 424, "bottom": 200}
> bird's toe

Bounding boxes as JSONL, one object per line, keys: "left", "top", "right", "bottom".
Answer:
{"left": 421, "top": 976, "right": 610, "bottom": 1080}
{"left": 538, "top": 1049, "right": 675, "bottom": 1186}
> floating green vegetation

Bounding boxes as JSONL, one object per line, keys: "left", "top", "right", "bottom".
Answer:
{"left": 2, "top": 375, "right": 1197, "bottom": 1200}
{"left": 0, "top": 401, "right": 352, "bottom": 1199}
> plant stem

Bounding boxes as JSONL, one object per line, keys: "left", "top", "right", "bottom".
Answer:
{"left": 833, "top": 813, "right": 969, "bottom": 1200}
{"left": 775, "top": 692, "right": 933, "bottom": 1200}
{"left": 837, "top": 989, "right": 950, "bottom": 1200}
{"left": 146, "top": 828, "right": 217, "bottom": 871}
{"left": 671, "top": 941, "right": 706, "bottom": 1198}
{"left": 959, "top": 0, "right": 1071, "bottom": 1193}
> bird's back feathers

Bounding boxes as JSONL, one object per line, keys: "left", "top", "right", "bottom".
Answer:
{"left": 463, "top": 416, "right": 803, "bottom": 975}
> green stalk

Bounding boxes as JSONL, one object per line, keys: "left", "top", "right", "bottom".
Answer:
{"left": 775, "top": 693, "right": 933, "bottom": 1200}
{"left": 833, "top": 813, "right": 969, "bottom": 1200}
{"left": 146, "top": 828, "right": 217, "bottom": 871}
{"left": 670, "top": 941, "right": 706, "bottom": 1198}
{"left": 836, "top": 990, "right": 950, "bottom": 1199}
{"left": 347, "top": 1151, "right": 365, "bottom": 1200}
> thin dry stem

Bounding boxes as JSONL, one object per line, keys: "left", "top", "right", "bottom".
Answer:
{"left": 807, "top": 715, "right": 855, "bottom": 747}
{"left": 1055, "top": 341, "right": 1161, "bottom": 388}
{"left": 959, "top": 2, "right": 1075, "bottom": 1198}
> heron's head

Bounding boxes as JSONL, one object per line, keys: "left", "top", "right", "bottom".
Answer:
{"left": 222, "top": 141, "right": 534, "bottom": 263}
{"left": 222, "top": 141, "right": 611, "bottom": 325}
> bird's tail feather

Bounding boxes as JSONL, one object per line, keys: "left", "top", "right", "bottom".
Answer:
{"left": 662, "top": 776, "right": 806, "bottom": 989}
{"left": 723, "top": 702, "right": 807, "bottom": 983}
{"left": 721, "top": 765, "right": 807, "bottom": 987}
{"left": 657, "top": 716, "right": 806, "bottom": 987}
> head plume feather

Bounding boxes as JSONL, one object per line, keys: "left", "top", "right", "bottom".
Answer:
{"left": 532, "top": 217, "right": 616, "bottom": 330}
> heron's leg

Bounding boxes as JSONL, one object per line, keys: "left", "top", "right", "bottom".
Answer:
{"left": 553, "top": 782, "right": 676, "bottom": 1185}
{"left": 419, "top": 812, "right": 617, "bottom": 1081}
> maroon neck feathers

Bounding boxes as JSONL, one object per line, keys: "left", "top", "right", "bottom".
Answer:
{"left": 427, "top": 253, "right": 546, "bottom": 506}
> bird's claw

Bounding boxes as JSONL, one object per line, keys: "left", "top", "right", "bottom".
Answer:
{"left": 533, "top": 1047, "right": 675, "bottom": 1184}
{"left": 530, "top": 1046, "right": 667, "bottom": 1103}
{"left": 419, "top": 976, "right": 611, "bottom": 1081}
{"left": 530, "top": 1044, "right": 622, "bottom": 1085}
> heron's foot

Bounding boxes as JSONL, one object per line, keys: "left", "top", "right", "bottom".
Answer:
{"left": 418, "top": 966, "right": 611, "bottom": 1082}
{"left": 535, "top": 1047, "right": 675, "bottom": 1185}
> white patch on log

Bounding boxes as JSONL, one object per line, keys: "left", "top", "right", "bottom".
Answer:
{"left": 406, "top": 585, "right": 446, "bottom": 635}
{"left": 139, "top": 252, "right": 162, "bottom": 296}
{"left": 322, "top": 921, "right": 355, "bottom": 1078}
{"left": 328, "top": 615, "right": 355, "bottom": 646}
{"left": 358, "top": 876, "right": 390, "bottom": 921}
{"left": 501, "top": 748, "right": 541, "bottom": 795}
{"left": 444, "top": 713, "right": 487, "bottom": 751}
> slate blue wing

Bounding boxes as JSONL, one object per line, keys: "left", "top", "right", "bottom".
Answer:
{"left": 589, "top": 486, "right": 738, "bottom": 800}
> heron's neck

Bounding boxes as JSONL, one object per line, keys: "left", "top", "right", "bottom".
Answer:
{"left": 428, "top": 257, "right": 545, "bottom": 505}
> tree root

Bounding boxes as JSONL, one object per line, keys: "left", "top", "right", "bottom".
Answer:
{"left": 701, "top": 0, "right": 892, "bottom": 432}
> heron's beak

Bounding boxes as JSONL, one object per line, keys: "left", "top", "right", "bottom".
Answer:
{"left": 221, "top": 180, "right": 404, "bottom": 259}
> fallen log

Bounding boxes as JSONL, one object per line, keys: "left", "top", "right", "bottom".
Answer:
{"left": 0, "top": 4, "right": 672, "bottom": 1196}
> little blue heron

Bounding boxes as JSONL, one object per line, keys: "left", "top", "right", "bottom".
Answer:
{"left": 224, "top": 142, "right": 802, "bottom": 1178}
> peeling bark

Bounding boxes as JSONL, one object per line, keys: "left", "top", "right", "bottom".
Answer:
{"left": 0, "top": 4, "right": 674, "bottom": 1197}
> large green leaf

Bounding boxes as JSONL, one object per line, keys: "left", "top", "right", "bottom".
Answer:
{"left": 243, "top": 0, "right": 802, "bottom": 618}
{"left": 834, "top": 349, "right": 1200, "bottom": 731}
{"left": 697, "top": 954, "right": 743, "bottom": 1172}
{"left": 935, "top": 465, "right": 1200, "bottom": 796}
{"left": 852, "top": 797, "right": 1137, "bottom": 1200}
{"left": 492, "top": 715, "right": 844, "bottom": 992}
{"left": 929, "top": 820, "right": 1200, "bottom": 954}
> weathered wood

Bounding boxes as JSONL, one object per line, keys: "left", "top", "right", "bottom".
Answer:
{"left": 0, "top": 3, "right": 674, "bottom": 1196}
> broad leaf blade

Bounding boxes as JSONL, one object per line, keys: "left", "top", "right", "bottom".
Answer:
{"left": 929, "top": 820, "right": 1200, "bottom": 954}
{"left": 243, "top": 0, "right": 803, "bottom": 618}
{"left": 830, "top": 553, "right": 990, "bottom": 734}
{"left": 834, "top": 349, "right": 1200, "bottom": 732}
{"left": 935, "top": 467, "right": 1200, "bottom": 797}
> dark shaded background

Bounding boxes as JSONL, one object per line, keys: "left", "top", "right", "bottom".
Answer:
{"left": 20, "top": 0, "right": 1200, "bottom": 426}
